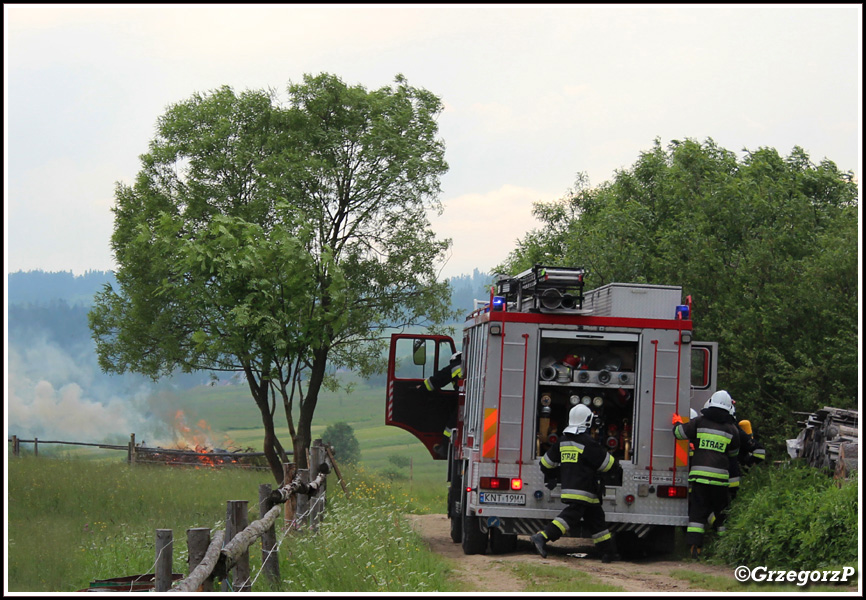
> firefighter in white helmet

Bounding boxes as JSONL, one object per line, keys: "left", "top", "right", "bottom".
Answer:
{"left": 672, "top": 390, "right": 741, "bottom": 559}
{"left": 530, "top": 404, "right": 620, "bottom": 562}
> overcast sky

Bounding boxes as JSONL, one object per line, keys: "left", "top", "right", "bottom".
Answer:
{"left": 4, "top": 4, "right": 862, "bottom": 281}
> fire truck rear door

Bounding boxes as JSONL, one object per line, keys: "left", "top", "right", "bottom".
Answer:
{"left": 386, "top": 333, "right": 458, "bottom": 459}
{"left": 689, "top": 342, "right": 718, "bottom": 412}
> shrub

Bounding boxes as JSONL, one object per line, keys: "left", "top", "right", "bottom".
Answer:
{"left": 710, "top": 462, "right": 858, "bottom": 570}
{"left": 321, "top": 422, "right": 361, "bottom": 465}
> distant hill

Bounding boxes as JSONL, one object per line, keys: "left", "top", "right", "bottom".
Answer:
{"left": 448, "top": 268, "right": 496, "bottom": 315}
{"left": 7, "top": 268, "right": 494, "bottom": 316}
{"left": 7, "top": 269, "right": 116, "bottom": 306}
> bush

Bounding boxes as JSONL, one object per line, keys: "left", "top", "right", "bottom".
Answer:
{"left": 321, "top": 422, "right": 361, "bottom": 465}
{"left": 710, "top": 462, "right": 858, "bottom": 570}
{"left": 388, "top": 454, "right": 412, "bottom": 469}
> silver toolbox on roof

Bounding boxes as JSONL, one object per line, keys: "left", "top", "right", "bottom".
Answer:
{"left": 584, "top": 283, "right": 682, "bottom": 319}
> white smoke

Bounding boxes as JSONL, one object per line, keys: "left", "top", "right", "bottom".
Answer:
{"left": 6, "top": 337, "right": 170, "bottom": 445}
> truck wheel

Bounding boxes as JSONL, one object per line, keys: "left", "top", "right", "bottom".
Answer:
{"left": 644, "top": 525, "right": 676, "bottom": 555}
{"left": 448, "top": 460, "right": 464, "bottom": 543}
{"left": 448, "top": 485, "right": 462, "bottom": 543}
{"left": 489, "top": 527, "right": 518, "bottom": 554}
{"left": 461, "top": 514, "right": 488, "bottom": 555}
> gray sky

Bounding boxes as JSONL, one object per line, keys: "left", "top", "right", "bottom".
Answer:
{"left": 4, "top": 4, "right": 862, "bottom": 280}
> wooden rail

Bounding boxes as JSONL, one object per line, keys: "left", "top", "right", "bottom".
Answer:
{"left": 157, "top": 440, "right": 337, "bottom": 592}
{"left": 8, "top": 433, "right": 278, "bottom": 468}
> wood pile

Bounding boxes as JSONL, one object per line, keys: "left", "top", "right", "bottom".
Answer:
{"left": 788, "top": 407, "right": 858, "bottom": 479}
{"left": 136, "top": 444, "right": 268, "bottom": 468}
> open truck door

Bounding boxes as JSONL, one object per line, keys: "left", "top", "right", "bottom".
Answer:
{"left": 386, "top": 333, "right": 457, "bottom": 460}
{"left": 689, "top": 341, "right": 718, "bottom": 413}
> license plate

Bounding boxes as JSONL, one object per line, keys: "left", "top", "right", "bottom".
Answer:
{"left": 479, "top": 493, "right": 526, "bottom": 505}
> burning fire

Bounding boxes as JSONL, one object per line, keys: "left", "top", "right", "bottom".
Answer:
{"left": 147, "top": 410, "right": 248, "bottom": 468}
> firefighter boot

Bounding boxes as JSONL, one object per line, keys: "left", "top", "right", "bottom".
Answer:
{"left": 690, "top": 544, "right": 702, "bottom": 560}
{"left": 600, "top": 539, "right": 620, "bottom": 564}
{"left": 530, "top": 533, "right": 548, "bottom": 558}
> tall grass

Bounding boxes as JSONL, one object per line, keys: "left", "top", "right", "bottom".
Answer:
{"left": 6, "top": 456, "right": 457, "bottom": 593}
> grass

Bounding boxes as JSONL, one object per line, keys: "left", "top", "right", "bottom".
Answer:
{"left": 5, "top": 456, "right": 458, "bottom": 593}
{"left": 508, "top": 562, "right": 625, "bottom": 592}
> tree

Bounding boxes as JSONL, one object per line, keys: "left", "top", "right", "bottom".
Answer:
{"left": 321, "top": 422, "right": 361, "bottom": 466}
{"left": 498, "top": 138, "right": 858, "bottom": 454}
{"left": 89, "top": 74, "right": 455, "bottom": 483}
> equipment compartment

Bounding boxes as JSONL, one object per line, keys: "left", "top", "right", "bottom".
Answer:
{"left": 535, "top": 333, "right": 638, "bottom": 461}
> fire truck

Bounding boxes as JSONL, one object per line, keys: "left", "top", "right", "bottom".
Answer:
{"left": 386, "top": 265, "right": 718, "bottom": 555}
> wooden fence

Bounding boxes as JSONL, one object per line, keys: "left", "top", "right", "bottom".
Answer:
{"left": 8, "top": 434, "right": 273, "bottom": 469}
{"left": 11, "top": 434, "right": 350, "bottom": 592}
{"left": 161, "top": 439, "right": 341, "bottom": 592}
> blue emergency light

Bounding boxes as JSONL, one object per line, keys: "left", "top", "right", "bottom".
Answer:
{"left": 491, "top": 296, "right": 506, "bottom": 311}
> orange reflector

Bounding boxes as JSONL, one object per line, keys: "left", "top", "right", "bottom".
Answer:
{"left": 511, "top": 478, "right": 523, "bottom": 491}
{"left": 483, "top": 408, "right": 498, "bottom": 458}
{"left": 674, "top": 438, "right": 689, "bottom": 467}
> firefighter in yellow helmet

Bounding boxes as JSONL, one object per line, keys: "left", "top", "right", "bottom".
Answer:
{"left": 737, "top": 419, "right": 767, "bottom": 469}
{"left": 531, "top": 404, "right": 620, "bottom": 563}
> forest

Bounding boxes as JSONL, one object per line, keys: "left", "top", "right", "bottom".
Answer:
{"left": 496, "top": 138, "right": 858, "bottom": 456}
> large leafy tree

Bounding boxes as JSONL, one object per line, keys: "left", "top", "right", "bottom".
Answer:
{"left": 89, "top": 74, "right": 454, "bottom": 483}
{"left": 499, "top": 138, "right": 858, "bottom": 453}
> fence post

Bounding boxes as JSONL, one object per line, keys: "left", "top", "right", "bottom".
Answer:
{"left": 128, "top": 433, "right": 136, "bottom": 465}
{"left": 295, "top": 469, "right": 311, "bottom": 530}
{"left": 258, "top": 484, "right": 280, "bottom": 585}
{"left": 310, "top": 440, "right": 327, "bottom": 530}
{"left": 155, "top": 529, "right": 173, "bottom": 592}
{"left": 186, "top": 527, "right": 213, "bottom": 592}
{"left": 325, "top": 444, "right": 350, "bottom": 498}
{"left": 224, "top": 500, "right": 251, "bottom": 592}
{"left": 283, "top": 462, "right": 296, "bottom": 535}
{"left": 12, "top": 435, "right": 19, "bottom": 457}
{"left": 34, "top": 437, "right": 38, "bottom": 457}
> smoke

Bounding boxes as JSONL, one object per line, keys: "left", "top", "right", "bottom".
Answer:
{"left": 6, "top": 336, "right": 171, "bottom": 444}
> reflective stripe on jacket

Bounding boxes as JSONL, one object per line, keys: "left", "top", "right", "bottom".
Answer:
{"left": 673, "top": 410, "right": 740, "bottom": 486}
{"left": 540, "top": 432, "right": 615, "bottom": 504}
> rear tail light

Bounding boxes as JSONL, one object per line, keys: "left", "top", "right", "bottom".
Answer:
{"left": 480, "top": 477, "right": 523, "bottom": 491}
{"left": 656, "top": 485, "right": 688, "bottom": 499}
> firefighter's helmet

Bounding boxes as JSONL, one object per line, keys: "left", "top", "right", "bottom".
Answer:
{"left": 563, "top": 404, "right": 594, "bottom": 434}
{"left": 451, "top": 351, "right": 462, "bottom": 362}
{"left": 704, "top": 390, "right": 735, "bottom": 416}
{"left": 690, "top": 408, "right": 699, "bottom": 419}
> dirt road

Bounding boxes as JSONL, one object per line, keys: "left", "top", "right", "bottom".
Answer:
{"left": 405, "top": 513, "right": 739, "bottom": 593}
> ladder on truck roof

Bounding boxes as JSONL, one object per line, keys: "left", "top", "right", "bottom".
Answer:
{"left": 496, "top": 265, "right": 587, "bottom": 313}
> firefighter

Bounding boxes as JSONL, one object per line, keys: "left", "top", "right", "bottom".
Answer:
{"left": 530, "top": 404, "right": 620, "bottom": 563}
{"left": 672, "top": 390, "right": 740, "bottom": 559}
{"left": 738, "top": 419, "right": 766, "bottom": 469}
{"left": 417, "top": 351, "right": 462, "bottom": 458}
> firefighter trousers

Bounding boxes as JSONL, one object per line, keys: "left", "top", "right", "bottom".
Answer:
{"left": 686, "top": 482, "right": 730, "bottom": 547}
{"left": 541, "top": 502, "right": 614, "bottom": 552}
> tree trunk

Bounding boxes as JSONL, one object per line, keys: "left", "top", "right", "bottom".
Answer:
{"left": 246, "top": 367, "right": 287, "bottom": 484}
{"left": 296, "top": 347, "right": 330, "bottom": 470}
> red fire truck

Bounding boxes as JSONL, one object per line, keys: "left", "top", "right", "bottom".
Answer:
{"left": 386, "top": 265, "right": 718, "bottom": 555}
